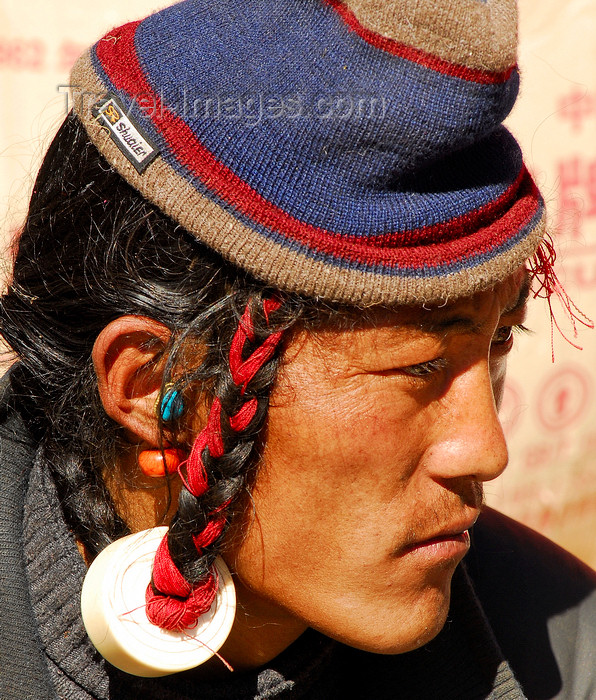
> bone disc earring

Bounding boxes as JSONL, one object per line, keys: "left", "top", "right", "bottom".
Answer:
{"left": 80, "top": 527, "right": 236, "bottom": 677}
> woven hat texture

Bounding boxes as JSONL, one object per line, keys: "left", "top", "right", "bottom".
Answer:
{"left": 71, "top": 0, "right": 545, "bottom": 306}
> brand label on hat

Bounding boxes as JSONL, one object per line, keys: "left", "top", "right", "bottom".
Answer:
{"left": 93, "top": 94, "right": 159, "bottom": 174}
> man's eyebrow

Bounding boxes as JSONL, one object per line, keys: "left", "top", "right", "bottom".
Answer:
{"left": 406, "top": 272, "right": 532, "bottom": 336}
{"left": 414, "top": 315, "right": 483, "bottom": 335}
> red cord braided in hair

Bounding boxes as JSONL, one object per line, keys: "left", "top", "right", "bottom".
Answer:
{"left": 229, "top": 300, "right": 284, "bottom": 394}
{"left": 146, "top": 297, "right": 283, "bottom": 631}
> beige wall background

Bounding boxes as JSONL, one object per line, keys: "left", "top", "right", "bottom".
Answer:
{"left": 2, "top": 2, "right": 596, "bottom": 564}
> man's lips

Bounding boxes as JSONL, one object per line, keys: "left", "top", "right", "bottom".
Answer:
{"left": 399, "top": 514, "right": 479, "bottom": 560}
{"left": 407, "top": 530, "right": 470, "bottom": 550}
{"left": 400, "top": 530, "right": 471, "bottom": 564}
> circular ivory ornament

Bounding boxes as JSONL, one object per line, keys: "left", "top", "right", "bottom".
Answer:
{"left": 81, "top": 527, "right": 236, "bottom": 677}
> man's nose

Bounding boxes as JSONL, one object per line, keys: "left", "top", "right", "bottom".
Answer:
{"left": 427, "top": 359, "right": 509, "bottom": 484}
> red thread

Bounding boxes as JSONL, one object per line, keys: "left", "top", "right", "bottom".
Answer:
{"left": 150, "top": 536, "right": 192, "bottom": 597}
{"left": 229, "top": 306, "right": 255, "bottom": 375}
{"left": 193, "top": 517, "right": 227, "bottom": 553}
{"left": 527, "top": 234, "right": 594, "bottom": 361}
{"left": 146, "top": 569, "right": 219, "bottom": 632}
{"left": 229, "top": 398, "right": 258, "bottom": 431}
{"left": 263, "top": 297, "right": 282, "bottom": 322}
{"left": 206, "top": 398, "right": 225, "bottom": 458}
{"left": 147, "top": 297, "right": 285, "bottom": 632}
{"left": 146, "top": 536, "right": 221, "bottom": 631}
{"left": 183, "top": 431, "right": 209, "bottom": 497}
{"left": 181, "top": 397, "right": 226, "bottom": 497}
{"left": 229, "top": 305, "right": 284, "bottom": 392}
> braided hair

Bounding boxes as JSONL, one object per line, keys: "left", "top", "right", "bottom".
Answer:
{"left": 146, "top": 297, "right": 288, "bottom": 629}
{"left": 0, "top": 113, "right": 327, "bottom": 628}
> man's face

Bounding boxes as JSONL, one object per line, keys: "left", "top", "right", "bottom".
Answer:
{"left": 225, "top": 271, "right": 529, "bottom": 660}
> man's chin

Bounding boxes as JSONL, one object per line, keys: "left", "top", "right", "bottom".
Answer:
{"left": 323, "top": 582, "right": 453, "bottom": 656}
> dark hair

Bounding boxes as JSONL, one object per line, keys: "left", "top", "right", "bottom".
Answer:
{"left": 0, "top": 113, "right": 313, "bottom": 600}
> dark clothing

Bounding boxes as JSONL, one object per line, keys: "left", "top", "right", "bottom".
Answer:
{"left": 2, "top": 388, "right": 596, "bottom": 700}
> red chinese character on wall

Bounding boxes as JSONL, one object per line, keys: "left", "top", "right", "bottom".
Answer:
{"left": 555, "top": 157, "right": 596, "bottom": 239}
{"left": 57, "top": 41, "right": 86, "bottom": 72}
{"left": 558, "top": 88, "right": 595, "bottom": 132}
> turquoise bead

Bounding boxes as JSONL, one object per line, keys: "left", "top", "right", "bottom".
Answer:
{"left": 160, "top": 389, "right": 184, "bottom": 421}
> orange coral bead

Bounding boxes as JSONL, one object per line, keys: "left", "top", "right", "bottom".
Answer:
{"left": 138, "top": 448, "right": 185, "bottom": 478}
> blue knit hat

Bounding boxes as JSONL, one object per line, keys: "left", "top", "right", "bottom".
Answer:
{"left": 71, "top": 0, "right": 544, "bottom": 305}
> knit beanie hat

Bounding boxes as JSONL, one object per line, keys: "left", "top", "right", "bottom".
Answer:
{"left": 70, "top": 0, "right": 544, "bottom": 306}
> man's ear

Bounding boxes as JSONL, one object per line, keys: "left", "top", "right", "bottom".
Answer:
{"left": 92, "top": 316, "right": 171, "bottom": 445}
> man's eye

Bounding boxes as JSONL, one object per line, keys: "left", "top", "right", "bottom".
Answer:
{"left": 401, "top": 358, "right": 448, "bottom": 377}
{"left": 492, "top": 326, "right": 513, "bottom": 347}
{"left": 491, "top": 323, "right": 530, "bottom": 350}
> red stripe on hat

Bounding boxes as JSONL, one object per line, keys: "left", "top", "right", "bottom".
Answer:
{"left": 323, "top": 0, "right": 516, "bottom": 85}
{"left": 94, "top": 23, "right": 537, "bottom": 272}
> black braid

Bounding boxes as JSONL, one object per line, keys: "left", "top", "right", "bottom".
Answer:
{"left": 165, "top": 294, "right": 287, "bottom": 585}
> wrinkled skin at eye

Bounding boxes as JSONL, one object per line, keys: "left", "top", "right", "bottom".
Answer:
{"left": 219, "top": 271, "right": 529, "bottom": 671}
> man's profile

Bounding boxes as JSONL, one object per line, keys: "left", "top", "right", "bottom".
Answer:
{"left": 0, "top": 1, "right": 595, "bottom": 698}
